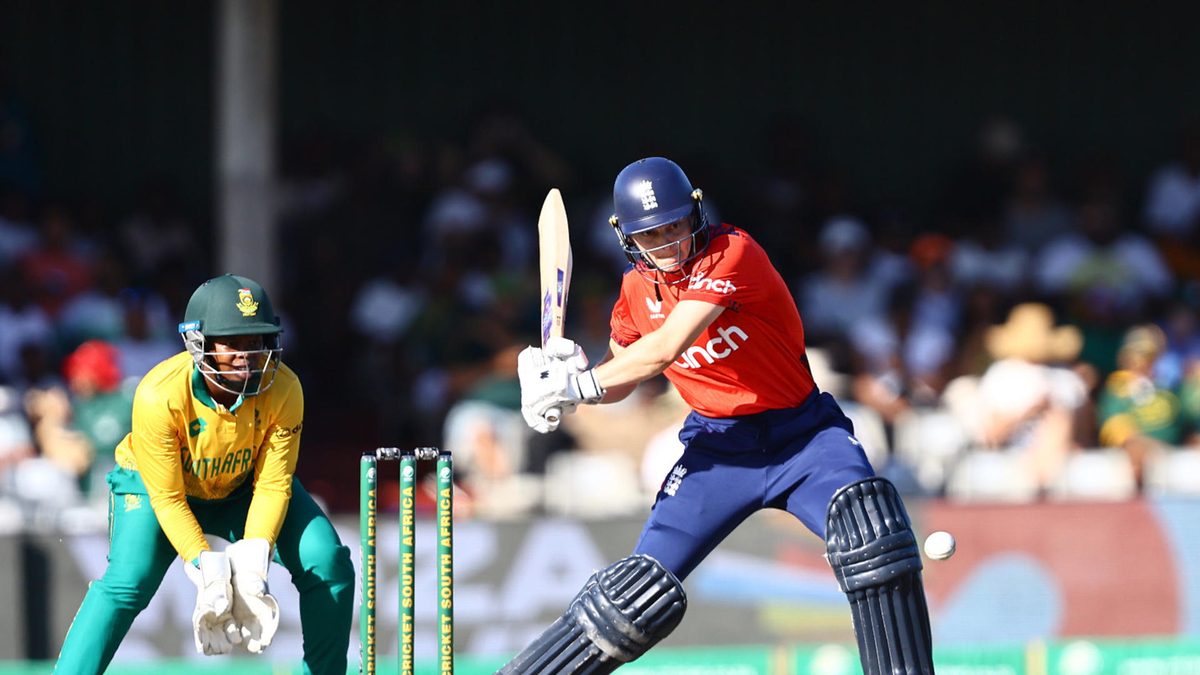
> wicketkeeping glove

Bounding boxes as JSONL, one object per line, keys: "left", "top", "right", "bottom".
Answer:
{"left": 226, "top": 538, "right": 281, "bottom": 654}
{"left": 182, "top": 551, "right": 241, "bottom": 655}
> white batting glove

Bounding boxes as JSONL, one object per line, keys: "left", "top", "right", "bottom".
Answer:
{"left": 518, "top": 347, "right": 605, "bottom": 433}
{"left": 519, "top": 346, "right": 575, "bottom": 433}
{"left": 544, "top": 336, "right": 589, "bottom": 373}
{"left": 182, "top": 551, "right": 241, "bottom": 655}
{"left": 226, "top": 538, "right": 281, "bottom": 654}
{"left": 560, "top": 368, "right": 604, "bottom": 406}
{"left": 531, "top": 337, "right": 603, "bottom": 406}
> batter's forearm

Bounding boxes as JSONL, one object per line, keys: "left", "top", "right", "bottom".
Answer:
{"left": 599, "top": 382, "right": 638, "bottom": 404}
{"left": 593, "top": 335, "right": 676, "bottom": 393}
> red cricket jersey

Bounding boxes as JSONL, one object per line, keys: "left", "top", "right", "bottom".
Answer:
{"left": 610, "top": 224, "right": 816, "bottom": 417}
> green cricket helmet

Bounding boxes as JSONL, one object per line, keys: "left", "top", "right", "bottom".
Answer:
{"left": 178, "top": 274, "right": 283, "bottom": 397}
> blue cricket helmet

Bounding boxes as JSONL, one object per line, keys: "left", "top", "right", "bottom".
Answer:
{"left": 609, "top": 157, "right": 710, "bottom": 281}
{"left": 610, "top": 157, "right": 703, "bottom": 236}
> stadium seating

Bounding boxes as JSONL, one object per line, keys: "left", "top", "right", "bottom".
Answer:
{"left": 944, "top": 449, "right": 1040, "bottom": 502}
{"left": 1046, "top": 449, "right": 1137, "bottom": 501}
{"left": 1143, "top": 448, "right": 1200, "bottom": 497}
{"left": 893, "top": 407, "right": 972, "bottom": 495}
{"left": 542, "top": 450, "right": 648, "bottom": 518}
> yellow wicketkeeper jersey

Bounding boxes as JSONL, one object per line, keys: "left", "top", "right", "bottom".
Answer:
{"left": 114, "top": 351, "right": 304, "bottom": 562}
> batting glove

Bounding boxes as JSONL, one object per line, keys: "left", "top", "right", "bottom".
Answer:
{"left": 518, "top": 348, "right": 605, "bottom": 433}
{"left": 227, "top": 538, "right": 281, "bottom": 654}
{"left": 519, "top": 346, "right": 575, "bottom": 433}
{"left": 542, "top": 338, "right": 601, "bottom": 405}
{"left": 182, "top": 551, "right": 241, "bottom": 655}
{"left": 544, "top": 336, "right": 589, "bottom": 372}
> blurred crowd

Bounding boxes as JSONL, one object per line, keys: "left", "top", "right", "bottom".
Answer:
{"left": 2, "top": 90, "right": 1200, "bottom": 526}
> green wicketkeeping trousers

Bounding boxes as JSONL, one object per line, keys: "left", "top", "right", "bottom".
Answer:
{"left": 54, "top": 467, "right": 354, "bottom": 674}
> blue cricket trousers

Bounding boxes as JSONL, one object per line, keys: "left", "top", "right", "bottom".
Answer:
{"left": 633, "top": 391, "right": 875, "bottom": 581}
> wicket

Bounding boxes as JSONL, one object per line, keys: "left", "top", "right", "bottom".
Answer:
{"left": 360, "top": 447, "right": 454, "bottom": 675}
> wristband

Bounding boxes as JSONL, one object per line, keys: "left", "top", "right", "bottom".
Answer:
{"left": 571, "top": 369, "right": 605, "bottom": 404}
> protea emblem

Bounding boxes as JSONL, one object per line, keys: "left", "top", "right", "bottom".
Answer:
{"left": 236, "top": 288, "right": 259, "bottom": 317}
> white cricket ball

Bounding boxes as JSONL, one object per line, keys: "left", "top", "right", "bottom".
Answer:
{"left": 923, "top": 531, "right": 956, "bottom": 560}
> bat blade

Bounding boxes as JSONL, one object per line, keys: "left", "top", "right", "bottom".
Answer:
{"left": 537, "top": 188, "right": 573, "bottom": 424}
{"left": 538, "top": 188, "right": 573, "bottom": 348}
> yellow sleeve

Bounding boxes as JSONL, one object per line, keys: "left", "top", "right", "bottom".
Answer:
{"left": 129, "top": 384, "right": 209, "bottom": 562}
{"left": 244, "top": 377, "right": 303, "bottom": 543}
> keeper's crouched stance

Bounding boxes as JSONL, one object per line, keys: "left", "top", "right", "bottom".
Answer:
{"left": 505, "top": 158, "right": 935, "bottom": 673}
{"left": 54, "top": 275, "right": 355, "bottom": 675}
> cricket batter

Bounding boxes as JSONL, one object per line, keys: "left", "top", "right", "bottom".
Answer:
{"left": 508, "top": 158, "right": 936, "bottom": 673}
{"left": 54, "top": 274, "right": 354, "bottom": 675}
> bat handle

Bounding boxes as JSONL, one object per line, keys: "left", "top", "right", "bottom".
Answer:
{"left": 545, "top": 407, "right": 561, "bottom": 425}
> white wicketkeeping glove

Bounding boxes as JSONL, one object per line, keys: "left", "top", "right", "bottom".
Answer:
{"left": 182, "top": 551, "right": 241, "bottom": 655}
{"left": 518, "top": 339, "right": 604, "bottom": 434}
{"left": 226, "top": 538, "right": 281, "bottom": 654}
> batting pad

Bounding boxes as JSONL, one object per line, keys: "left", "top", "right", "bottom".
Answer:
{"left": 498, "top": 554, "right": 687, "bottom": 674}
{"left": 826, "top": 477, "right": 935, "bottom": 674}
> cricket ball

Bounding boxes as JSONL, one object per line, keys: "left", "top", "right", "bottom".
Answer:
{"left": 923, "top": 530, "right": 956, "bottom": 561}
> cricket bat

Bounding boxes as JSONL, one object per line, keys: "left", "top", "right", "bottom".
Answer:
{"left": 538, "top": 188, "right": 573, "bottom": 424}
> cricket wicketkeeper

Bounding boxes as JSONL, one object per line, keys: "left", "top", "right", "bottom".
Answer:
{"left": 506, "top": 157, "right": 937, "bottom": 674}
{"left": 54, "top": 274, "right": 355, "bottom": 675}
